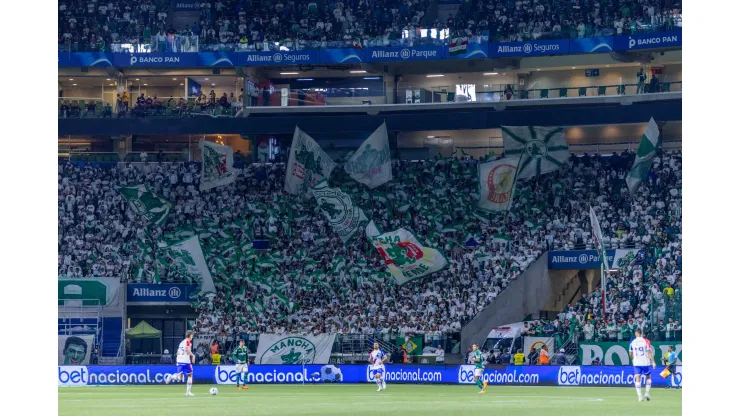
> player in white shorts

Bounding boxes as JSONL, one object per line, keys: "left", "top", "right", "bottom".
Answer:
{"left": 369, "top": 342, "right": 388, "bottom": 392}
{"left": 167, "top": 330, "right": 196, "bottom": 396}
{"left": 629, "top": 328, "right": 656, "bottom": 402}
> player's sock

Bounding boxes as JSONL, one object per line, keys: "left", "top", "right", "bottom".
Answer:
{"left": 634, "top": 381, "right": 642, "bottom": 400}
{"left": 476, "top": 379, "right": 483, "bottom": 390}
{"left": 381, "top": 380, "right": 386, "bottom": 389}
{"left": 375, "top": 378, "right": 382, "bottom": 388}
{"left": 645, "top": 379, "right": 651, "bottom": 396}
{"left": 186, "top": 377, "right": 192, "bottom": 394}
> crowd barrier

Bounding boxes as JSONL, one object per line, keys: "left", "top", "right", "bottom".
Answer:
{"left": 58, "top": 364, "right": 681, "bottom": 388}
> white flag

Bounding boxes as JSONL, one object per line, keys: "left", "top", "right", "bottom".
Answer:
{"left": 165, "top": 236, "right": 216, "bottom": 295}
{"left": 199, "top": 139, "right": 238, "bottom": 191}
{"left": 365, "top": 220, "right": 381, "bottom": 238}
{"left": 312, "top": 179, "right": 367, "bottom": 243}
{"left": 502, "top": 126, "right": 569, "bottom": 178}
{"left": 589, "top": 206, "right": 608, "bottom": 269}
{"left": 626, "top": 118, "right": 660, "bottom": 194}
{"left": 285, "top": 127, "right": 337, "bottom": 195}
{"left": 371, "top": 228, "right": 448, "bottom": 285}
{"left": 478, "top": 157, "right": 519, "bottom": 212}
{"left": 344, "top": 122, "right": 392, "bottom": 188}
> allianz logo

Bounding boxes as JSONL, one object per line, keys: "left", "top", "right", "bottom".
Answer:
{"left": 132, "top": 287, "right": 182, "bottom": 298}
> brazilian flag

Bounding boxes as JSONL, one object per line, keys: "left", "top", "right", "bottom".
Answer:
{"left": 396, "top": 336, "right": 423, "bottom": 355}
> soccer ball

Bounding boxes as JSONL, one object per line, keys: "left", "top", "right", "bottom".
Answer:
{"left": 320, "top": 365, "right": 343, "bottom": 383}
{"left": 209, "top": 387, "right": 218, "bottom": 395}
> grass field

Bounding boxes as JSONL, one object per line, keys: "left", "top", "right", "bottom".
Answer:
{"left": 59, "top": 384, "right": 682, "bottom": 416}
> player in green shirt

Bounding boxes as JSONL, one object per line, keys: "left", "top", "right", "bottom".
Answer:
{"left": 232, "top": 339, "right": 249, "bottom": 390}
{"left": 469, "top": 344, "right": 488, "bottom": 393}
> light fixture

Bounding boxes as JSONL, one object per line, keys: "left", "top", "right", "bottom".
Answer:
{"left": 297, "top": 78, "right": 314, "bottom": 81}
{"left": 173, "top": 78, "right": 177, "bottom": 80}
{"left": 69, "top": 78, "right": 73, "bottom": 81}
{"left": 180, "top": 83, "right": 184, "bottom": 86}
{"left": 204, "top": 78, "right": 209, "bottom": 81}
{"left": 106, "top": 78, "right": 111, "bottom": 81}
{"left": 606, "top": 65, "right": 610, "bottom": 67}
{"left": 536, "top": 69, "right": 541, "bottom": 71}
{"left": 350, "top": 70, "right": 367, "bottom": 74}
{"left": 135, "top": 78, "right": 140, "bottom": 81}
{"left": 483, "top": 72, "right": 499, "bottom": 75}
{"left": 426, "top": 74, "right": 444, "bottom": 78}
{"left": 143, "top": 83, "right": 148, "bottom": 86}
{"left": 109, "top": 84, "right": 115, "bottom": 86}
{"left": 363, "top": 77, "right": 380, "bottom": 80}
{"left": 72, "top": 83, "right": 77, "bottom": 86}
{"left": 211, "top": 83, "right": 216, "bottom": 86}
{"left": 571, "top": 67, "right": 576, "bottom": 69}
{"left": 280, "top": 72, "right": 299, "bottom": 75}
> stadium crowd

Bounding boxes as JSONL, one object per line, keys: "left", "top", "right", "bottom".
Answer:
{"left": 58, "top": 146, "right": 681, "bottom": 340}
{"left": 58, "top": 0, "right": 681, "bottom": 51}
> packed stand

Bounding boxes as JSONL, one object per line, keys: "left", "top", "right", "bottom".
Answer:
{"left": 59, "top": 0, "right": 681, "bottom": 51}
{"left": 58, "top": 147, "right": 681, "bottom": 339}
{"left": 559, "top": 150, "right": 682, "bottom": 342}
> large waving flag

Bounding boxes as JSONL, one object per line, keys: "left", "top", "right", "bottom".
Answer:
{"left": 626, "top": 118, "right": 660, "bottom": 194}
{"left": 162, "top": 236, "right": 216, "bottom": 296}
{"left": 312, "top": 179, "right": 367, "bottom": 243}
{"left": 477, "top": 156, "right": 520, "bottom": 211}
{"left": 344, "top": 122, "right": 392, "bottom": 188}
{"left": 371, "top": 228, "right": 448, "bottom": 285}
{"left": 285, "top": 127, "right": 337, "bottom": 195}
{"left": 199, "top": 139, "right": 238, "bottom": 191}
{"left": 117, "top": 184, "right": 172, "bottom": 225}
{"left": 502, "top": 126, "right": 569, "bottom": 178}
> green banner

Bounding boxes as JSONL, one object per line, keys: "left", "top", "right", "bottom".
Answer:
{"left": 58, "top": 277, "right": 121, "bottom": 306}
{"left": 396, "top": 336, "right": 423, "bottom": 356}
{"left": 578, "top": 342, "right": 682, "bottom": 365}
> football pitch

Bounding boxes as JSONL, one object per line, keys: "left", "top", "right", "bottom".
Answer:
{"left": 58, "top": 384, "right": 682, "bottom": 415}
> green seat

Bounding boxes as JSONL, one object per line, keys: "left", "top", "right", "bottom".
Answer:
{"left": 540, "top": 89, "right": 549, "bottom": 99}
{"left": 661, "top": 83, "right": 671, "bottom": 92}
{"left": 559, "top": 88, "right": 568, "bottom": 98}
{"left": 597, "top": 86, "right": 607, "bottom": 96}
{"left": 578, "top": 87, "right": 587, "bottom": 97}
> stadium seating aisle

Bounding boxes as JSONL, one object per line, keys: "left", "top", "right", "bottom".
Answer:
{"left": 58, "top": 149, "right": 681, "bottom": 335}
{"left": 58, "top": 0, "right": 682, "bottom": 51}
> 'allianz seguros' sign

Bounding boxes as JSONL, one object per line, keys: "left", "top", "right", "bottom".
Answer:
{"left": 126, "top": 284, "right": 197, "bottom": 303}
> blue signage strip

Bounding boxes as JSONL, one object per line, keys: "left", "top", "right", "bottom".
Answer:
{"left": 57, "top": 33, "right": 681, "bottom": 67}
{"left": 445, "top": 42, "right": 489, "bottom": 59}
{"left": 237, "top": 50, "right": 321, "bottom": 66}
{"left": 171, "top": 0, "right": 200, "bottom": 12}
{"left": 126, "top": 284, "right": 198, "bottom": 303}
{"left": 58, "top": 364, "right": 681, "bottom": 387}
{"left": 570, "top": 37, "right": 614, "bottom": 53}
{"left": 548, "top": 249, "right": 620, "bottom": 270}
{"left": 320, "top": 48, "right": 366, "bottom": 63}
{"left": 365, "top": 45, "right": 444, "bottom": 62}
{"left": 489, "top": 39, "right": 570, "bottom": 57}
{"left": 613, "top": 31, "right": 681, "bottom": 51}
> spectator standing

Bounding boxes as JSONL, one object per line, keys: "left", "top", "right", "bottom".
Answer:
{"left": 513, "top": 349, "right": 526, "bottom": 365}
{"left": 435, "top": 345, "right": 445, "bottom": 364}
{"left": 554, "top": 348, "right": 567, "bottom": 365}
{"left": 538, "top": 348, "right": 549, "bottom": 365}
{"left": 636, "top": 68, "right": 647, "bottom": 94}
{"left": 160, "top": 349, "right": 173, "bottom": 364}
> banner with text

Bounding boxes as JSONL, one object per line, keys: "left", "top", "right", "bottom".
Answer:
{"left": 578, "top": 342, "right": 682, "bottom": 366}
{"left": 58, "top": 364, "right": 682, "bottom": 387}
{"left": 254, "top": 334, "right": 336, "bottom": 364}
{"left": 126, "top": 284, "right": 199, "bottom": 303}
{"left": 59, "top": 335, "right": 95, "bottom": 365}
{"left": 547, "top": 249, "right": 643, "bottom": 270}
{"left": 613, "top": 31, "right": 681, "bottom": 51}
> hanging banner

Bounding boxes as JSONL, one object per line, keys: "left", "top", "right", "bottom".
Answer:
{"left": 578, "top": 342, "right": 682, "bottom": 366}
{"left": 58, "top": 277, "right": 121, "bottom": 306}
{"left": 162, "top": 236, "right": 217, "bottom": 295}
{"left": 344, "top": 122, "right": 392, "bottom": 189}
{"left": 371, "top": 228, "right": 449, "bottom": 285}
{"left": 117, "top": 184, "right": 172, "bottom": 225}
{"left": 59, "top": 335, "right": 95, "bottom": 365}
{"left": 254, "top": 334, "right": 337, "bottom": 364}
{"left": 199, "top": 139, "right": 238, "bottom": 191}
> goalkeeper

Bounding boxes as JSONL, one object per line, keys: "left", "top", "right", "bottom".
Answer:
{"left": 233, "top": 339, "right": 250, "bottom": 390}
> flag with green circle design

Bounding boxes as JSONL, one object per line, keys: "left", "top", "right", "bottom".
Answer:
{"left": 502, "top": 126, "right": 569, "bottom": 179}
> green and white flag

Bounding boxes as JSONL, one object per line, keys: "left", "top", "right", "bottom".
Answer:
{"left": 344, "top": 122, "right": 392, "bottom": 189}
{"left": 502, "top": 126, "right": 569, "bottom": 179}
{"left": 366, "top": 220, "right": 381, "bottom": 238}
{"left": 199, "top": 139, "right": 238, "bottom": 191}
{"left": 371, "top": 228, "right": 448, "bottom": 285}
{"left": 626, "top": 118, "right": 660, "bottom": 194}
{"left": 162, "top": 236, "right": 216, "bottom": 296}
{"left": 477, "top": 157, "right": 519, "bottom": 212}
{"left": 312, "top": 179, "right": 367, "bottom": 243}
{"left": 589, "top": 206, "right": 608, "bottom": 269}
{"left": 285, "top": 127, "right": 337, "bottom": 195}
{"left": 117, "top": 184, "right": 172, "bottom": 225}
{"left": 492, "top": 234, "right": 511, "bottom": 245}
